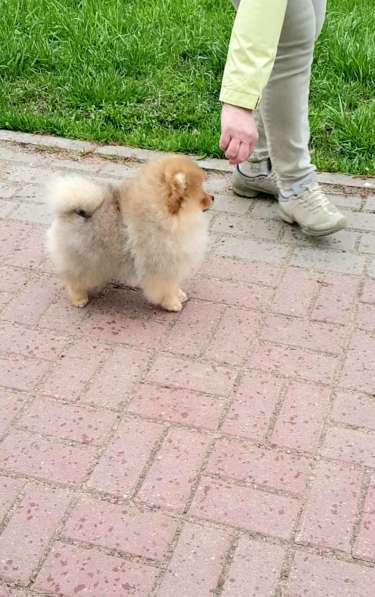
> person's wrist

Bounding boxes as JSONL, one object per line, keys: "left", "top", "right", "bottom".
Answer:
{"left": 223, "top": 103, "right": 253, "bottom": 113}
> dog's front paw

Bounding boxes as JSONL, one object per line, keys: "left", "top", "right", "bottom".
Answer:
{"left": 161, "top": 297, "right": 183, "bottom": 312}
{"left": 66, "top": 283, "right": 89, "bottom": 308}
{"left": 178, "top": 289, "right": 188, "bottom": 303}
{"left": 71, "top": 297, "right": 89, "bottom": 308}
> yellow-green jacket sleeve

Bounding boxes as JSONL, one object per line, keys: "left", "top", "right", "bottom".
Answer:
{"left": 220, "top": 0, "right": 288, "bottom": 110}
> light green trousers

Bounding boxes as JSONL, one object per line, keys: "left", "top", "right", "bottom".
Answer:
{"left": 229, "top": 0, "right": 327, "bottom": 192}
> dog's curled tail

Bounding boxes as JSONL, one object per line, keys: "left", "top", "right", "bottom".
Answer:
{"left": 46, "top": 175, "right": 106, "bottom": 218}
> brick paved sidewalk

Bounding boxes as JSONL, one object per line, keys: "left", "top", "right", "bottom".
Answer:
{"left": 0, "top": 132, "right": 375, "bottom": 597}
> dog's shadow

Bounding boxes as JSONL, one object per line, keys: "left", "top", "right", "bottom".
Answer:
{"left": 84, "top": 282, "right": 175, "bottom": 323}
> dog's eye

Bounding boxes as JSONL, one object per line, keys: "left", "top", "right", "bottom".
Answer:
{"left": 76, "top": 209, "right": 90, "bottom": 219}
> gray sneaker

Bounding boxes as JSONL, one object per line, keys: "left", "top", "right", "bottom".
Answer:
{"left": 278, "top": 182, "right": 348, "bottom": 236}
{"left": 232, "top": 161, "right": 279, "bottom": 199}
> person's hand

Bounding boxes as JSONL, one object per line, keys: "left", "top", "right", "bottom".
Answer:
{"left": 219, "top": 103, "right": 258, "bottom": 165}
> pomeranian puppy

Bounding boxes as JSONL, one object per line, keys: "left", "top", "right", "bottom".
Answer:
{"left": 46, "top": 155, "right": 213, "bottom": 312}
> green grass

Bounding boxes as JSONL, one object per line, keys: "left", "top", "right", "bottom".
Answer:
{"left": 0, "top": 0, "right": 374, "bottom": 174}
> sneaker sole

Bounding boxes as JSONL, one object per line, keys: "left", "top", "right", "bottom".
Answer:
{"left": 232, "top": 184, "right": 261, "bottom": 199}
{"left": 232, "top": 184, "right": 279, "bottom": 199}
{"left": 278, "top": 208, "right": 348, "bottom": 237}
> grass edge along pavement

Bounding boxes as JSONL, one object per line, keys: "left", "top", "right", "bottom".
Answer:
{"left": 0, "top": 0, "right": 374, "bottom": 175}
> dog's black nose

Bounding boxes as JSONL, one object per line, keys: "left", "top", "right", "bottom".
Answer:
{"left": 211, "top": 194, "right": 215, "bottom": 202}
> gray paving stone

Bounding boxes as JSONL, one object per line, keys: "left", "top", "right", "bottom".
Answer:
{"left": 291, "top": 246, "right": 365, "bottom": 275}
{"left": 0, "top": 130, "right": 95, "bottom": 153}
{"left": 0, "top": 200, "right": 16, "bottom": 218}
{"left": 96, "top": 160, "right": 132, "bottom": 179}
{"left": 282, "top": 226, "right": 358, "bottom": 252}
{"left": 318, "top": 171, "right": 375, "bottom": 189}
{"left": 11, "top": 201, "right": 52, "bottom": 226}
{"left": 195, "top": 157, "right": 232, "bottom": 173}
{"left": 95, "top": 143, "right": 168, "bottom": 163}
{"left": 211, "top": 213, "right": 283, "bottom": 241}
{"left": 13, "top": 184, "right": 41, "bottom": 202}
{"left": 348, "top": 212, "right": 375, "bottom": 232}
{"left": 205, "top": 173, "right": 231, "bottom": 194}
{"left": 328, "top": 193, "right": 362, "bottom": 210}
{"left": 51, "top": 156, "right": 104, "bottom": 174}
{"left": 364, "top": 196, "right": 375, "bottom": 212}
{"left": 212, "top": 192, "right": 252, "bottom": 215}
{"left": 214, "top": 236, "right": 289, "bottom": 264}
{"left": 0, "top": 183, "right": 17, "bottom": 199}
{"left": 367, "top": 258, "right": 375, "bottom": 279}
{"left": 359, "top": 233, "right": 375, "bottom": 254}
{"left": 251, "top": 199, "right": 279, "bottom": 220}
{"left": 4, "top": 165, "right": 42, "bottom": 184}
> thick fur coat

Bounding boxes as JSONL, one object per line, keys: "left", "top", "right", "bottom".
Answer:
{"left": 46, "top": 156, "right": 213, "bottom": 312}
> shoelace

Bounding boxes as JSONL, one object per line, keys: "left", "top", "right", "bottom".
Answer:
{"left": 297, "top": 185, "right": 334, "bottom": 214}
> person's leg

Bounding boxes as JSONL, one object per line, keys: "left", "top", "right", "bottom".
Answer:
{"left": 231, "top": 0, "right": 326, "bottom": 181}
{"left": 260, "top": 0, "right": 323, "bottom": 192}
{"left": 230, "top": 0, "right": 346, "bottom": 235}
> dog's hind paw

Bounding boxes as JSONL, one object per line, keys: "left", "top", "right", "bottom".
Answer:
{"left": 178, "top": 289, "right": 188, "bottom": 303}
{"left": 161, "top": 297, "right": 183, "bottom": 312}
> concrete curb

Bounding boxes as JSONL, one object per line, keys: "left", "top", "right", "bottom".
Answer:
{"left": 0, "top": 129, "right": 374, "bottom": 190}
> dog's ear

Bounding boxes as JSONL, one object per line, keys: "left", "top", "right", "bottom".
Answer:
{"left": 166, "top": 171, "right": 187, "bottom": 215}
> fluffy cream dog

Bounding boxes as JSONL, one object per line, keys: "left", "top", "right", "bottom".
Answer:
{"left": 46, "top": 156, "right": 213, "bottom": 312}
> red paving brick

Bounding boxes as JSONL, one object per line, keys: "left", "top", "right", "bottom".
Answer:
{"left": 271, "top": 267, "right": 318, "bottom": 317}
{"left": 248, "top": 341, "right": 338, "bottom": 384}
{"left": 87, "top": 417, "right": 164, "bottom": 497}
{"left": 189, "top": 276, "right": 274, "bottom": 310}
{"left": 0, "top": 221, "right": 33, "bottom": 265}
{"left": 0, "top": 354, "right": 51, "bottom": 392}
{"left": 271, "top": 381, "right": 331, "bottom": 452}
{"left": 164, "top": 300, "right": 223, "bottom": 357}
{"left": 0, "top": 293, "right": 11, "bottom": 312}
{"left": 63, "top": 496, "right": 177, "bottom": 560}
{"left": 207, "top": 437, "right": 312, "bottom": 495}
{"left": 147, "top": 355, "right": 237, "bottom": 395}
{"left": 312, "top": 274, "right": 359, "bottom": 325}
{"left": 0, "top": 391, "right": 27, "bottom": 435}
{"left": 129, "top": 384, "right": 224, "bottom": 430}
{"left": 0, "top": 429, "right": 97, "bottom": 485}
{"left": 322, "top": 426, "right": 375, "bottom": 468}
{"left": 17, "top": 396, "right": 117, "bottom": 444}
{"left": 357, "top": 302, "right": 375, "bottom": 332}
{"left": 199, "top": 256, "right": 279, "bottom": 286}
{"left": 158, "top": 522, "right": 231, "bottom": 596}
{"left": 0, "top": 484, "right": 70, "bottom": 583}
{"left": 331, "top": 391, "right": 375, "bottom": 431}
{"left": 83, "top": 346, "right": 149, "bottom": 409}
{"left": 1, "top": 277, "right": 58, "bottom": 327}
{"left": 261, "top": 314, "right": 346, "bottom": 354}
{"left": 0, "top": 321, "right": 67, "bottom": 361}
{"left": 340, "top": 329, "right": 375, "bottom": 394}
{"left": 296, "top": 460, "right": 362, "bottom": 552}
{"left": 138, "top": 427, "right": 210, "bottom": 512}
{"left": 40, "top": 339, "right": 107, "bottom": 401}
{"left": 190, "top": 478, "right": 300, "bottom": 539}
{"left": 286, "top": 552, "right": 375, "bottom": 597}
{"left": 221, "top": 536, "right": 285, "bottom": 597}
{"left": 35, "top": 542, "right": 158, "bottom": 597}
{"left": 222, "top": 371, "right": 283, "bottom": 440}
{"left": 206, "top": 307, "right": 261, "bottom": 365}
{"left": 0, "top": 476, "right": 24, "bottom": 521}
{"left": 1, "top": 140, "right": 374, "bottom": 594}
{"left": 360, "top": 278, "right": 375, "bottom": 304}
{"left": 38, "top": 297, "right": 88, "bottom": 333}
{"left": 82, "top": 312, "right": 167, "bottom": 350}
{"left": 5, "top": 225, "right": 46, "bottom": 271}
{"left": 0, "top": 266, "right": 31, "bottom": 295}
{"left": 353, "top": 476, "right": 375, "bottom": 561}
